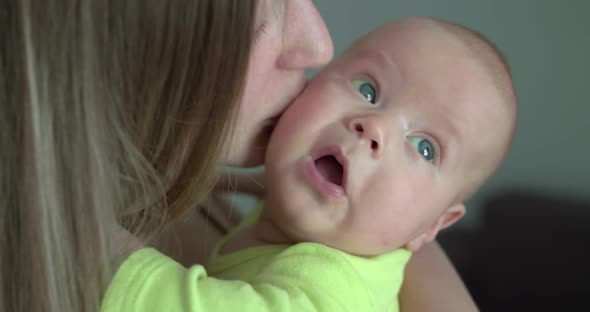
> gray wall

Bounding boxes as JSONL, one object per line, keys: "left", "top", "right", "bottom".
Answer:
{"left": 314, "top": 0, "right": 590, "bottom": 227}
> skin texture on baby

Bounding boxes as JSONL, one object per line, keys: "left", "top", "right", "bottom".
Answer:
{"left": 250, "top": 17, "right": 517, "bottom": 257}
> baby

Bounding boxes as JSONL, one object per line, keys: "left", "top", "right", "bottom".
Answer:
{"left": 209, "top": 17, "right": 516, "bottom": 311}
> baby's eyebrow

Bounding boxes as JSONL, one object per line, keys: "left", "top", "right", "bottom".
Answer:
{"left": 440, "top": 118, "right": 460, "bottom": 143}
{"left": 348, "top": 48, "right": 404, "bottom": 91}
{"left": 424, "top": 113, "right": 462, "bottom": 154}
{"left": 353, "top": 49, "right": 395, "bottom": 69}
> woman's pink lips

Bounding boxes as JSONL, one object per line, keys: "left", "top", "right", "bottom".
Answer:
{"left": 303, "top": 155, "right": 346, "bottom": 198}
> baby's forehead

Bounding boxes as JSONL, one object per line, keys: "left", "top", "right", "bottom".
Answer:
{"left": 342, "top": 28, "right": 479, "bottom": 90}
{"left": 338, "top": 20, "right": 513, "bottom": 122}
{"left": 350, "top": 19, "right": 456, "bottom": 50}
{"left": 348, "top": 19, "right": 502, "bottom": 72}
{"left": 336, "top": 23, "right": 506, "bottom": 127}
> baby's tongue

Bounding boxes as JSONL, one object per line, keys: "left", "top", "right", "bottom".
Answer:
{"left": 315, "top": 156, "right": 343, "bottom": 186}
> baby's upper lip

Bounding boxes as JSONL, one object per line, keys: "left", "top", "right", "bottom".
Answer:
{"left": 312, "top": 145, "right": 349, "bottom": 194}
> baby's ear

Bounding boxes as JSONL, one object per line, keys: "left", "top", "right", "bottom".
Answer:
{"left": 406, "top": 203, "right": 465, "bottom": 252}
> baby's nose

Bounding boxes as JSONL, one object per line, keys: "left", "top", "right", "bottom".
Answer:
{"left": 348, "top": 117, "right": 385, "bottom": 159}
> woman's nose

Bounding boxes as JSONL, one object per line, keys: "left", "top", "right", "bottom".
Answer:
{"left": 279, "top": 0, "right": 334, "bottom": 69}
{"left": 348, "top": 116, "right": 385, "bottom": 159}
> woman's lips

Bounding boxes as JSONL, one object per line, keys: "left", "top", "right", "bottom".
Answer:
{"left": 303, "top": 154, "right": 346, "bottom": 198}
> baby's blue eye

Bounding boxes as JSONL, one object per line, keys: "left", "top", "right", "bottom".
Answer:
{"left": 351, "top": 79, "right": 377, "bottom": 104}
{"left": 408, "top": 136, "right": 436, "bottom": 162}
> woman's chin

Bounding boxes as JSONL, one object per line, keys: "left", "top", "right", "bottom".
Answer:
{"left": 223, "top": 137, "right": 267, "bottom": 167}
{"left": 224, "top": 115, "right": 280, "bottom": 167}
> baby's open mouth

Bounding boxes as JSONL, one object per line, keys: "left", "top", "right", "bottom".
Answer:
{"left": 314, "top": 155, "right": 344, "bottom": 186}
{"left": 303, "top": 149, "right": 348, "bottom": 198}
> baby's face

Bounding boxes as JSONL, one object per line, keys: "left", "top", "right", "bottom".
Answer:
{"left": 264, "top": 19, "right": 512, "bottom": 256}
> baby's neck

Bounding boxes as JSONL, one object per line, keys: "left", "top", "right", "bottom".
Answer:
{"left": 220, "top": 211, "right": 294, "bottom": 255}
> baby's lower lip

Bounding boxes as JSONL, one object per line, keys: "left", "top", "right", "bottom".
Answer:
{"left": 303, "top": 156, "right": 346, "bottom": 198}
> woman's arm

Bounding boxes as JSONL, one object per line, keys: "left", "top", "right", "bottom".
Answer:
{"left": 400, "top": 242, "right": 479, "bottom": 312}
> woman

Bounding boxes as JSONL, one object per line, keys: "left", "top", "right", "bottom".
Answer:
{"left": 0, "top": 0, "right": 475, "bottom": 311}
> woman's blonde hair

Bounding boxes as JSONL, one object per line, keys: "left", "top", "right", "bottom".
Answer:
{"left": 1, "top": 0, "right": 255, "bottom": 311}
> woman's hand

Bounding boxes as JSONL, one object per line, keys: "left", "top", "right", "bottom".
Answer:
{"left": 400, "top": 242, "right": 479, "bottom": 311}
